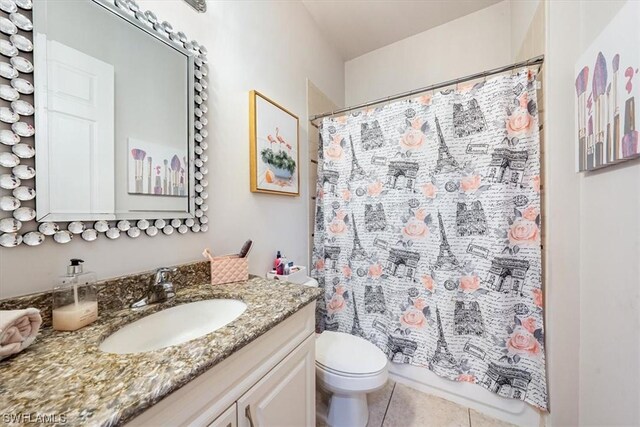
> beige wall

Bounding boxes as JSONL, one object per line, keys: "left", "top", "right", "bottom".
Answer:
{"left": 545, "top": 0, "right": 640, "bottom": 425}
{"left": 0, "top": 0, "right": 344, "bottom": 299}
{"left": 344, "top": 1, "right": 512, "bottom": 105}
{"left": 543, "top": 0, "right": 580, "bottom": 424}
{"left": 510, "top": 0, "right": 544, "bottom": 62}
{"left": 574, "top": 1, "right": 639, "bottom": 424}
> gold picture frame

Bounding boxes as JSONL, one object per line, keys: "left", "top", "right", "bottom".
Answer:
{"left": 249, "top": 90, "right": 300, "bottom": 196}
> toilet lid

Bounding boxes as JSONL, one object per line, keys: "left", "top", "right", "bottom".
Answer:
{"left": 316, "top": 331, "right": 388, "bottom": 376}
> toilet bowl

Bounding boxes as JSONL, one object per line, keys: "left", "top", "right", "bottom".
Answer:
{"left": 315, "top": 331, "right": 389, "bottom": 427}
{"left": 285, "top": 276, "right": 389, "bottom": 426}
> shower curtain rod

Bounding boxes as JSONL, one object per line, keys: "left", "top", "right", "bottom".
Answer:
{"left": 309, "top": 54, "right": 544, "bottom": 126}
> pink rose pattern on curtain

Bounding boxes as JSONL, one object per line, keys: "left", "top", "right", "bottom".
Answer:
{"left": 312, "top": 70, "right": 547, "bottom": 410}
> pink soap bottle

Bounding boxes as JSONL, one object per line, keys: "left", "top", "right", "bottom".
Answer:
{"left": 273, "top": 251, "right": 282, "bottom": 269}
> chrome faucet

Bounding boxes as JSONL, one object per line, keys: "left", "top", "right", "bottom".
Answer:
{"left": 131, "top": 267, "right": 178, "bottom": 308}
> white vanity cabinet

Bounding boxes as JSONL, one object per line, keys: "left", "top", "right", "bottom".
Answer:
{"left": 127, "top": 303, "right": 316, "bottom": 427}
{"left": 208, "top": 404, "right": 237, "bottom": 427}
{"left": 237, "top": 334, "right": 315, "bottom": 427}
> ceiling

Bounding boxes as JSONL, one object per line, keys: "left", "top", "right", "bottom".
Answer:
{"left": 301, "top": 0, "right": 503, "bottom": 60}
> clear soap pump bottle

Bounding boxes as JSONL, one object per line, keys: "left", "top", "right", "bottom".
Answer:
{"left": 52, "top": 259, "right": 98, "bottom": 331}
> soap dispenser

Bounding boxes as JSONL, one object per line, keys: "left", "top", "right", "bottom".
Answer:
{"left": 52, "top": 259, "right": 98, "bottom": 331}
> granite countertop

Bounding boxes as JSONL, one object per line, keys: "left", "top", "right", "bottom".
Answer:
{"left": 0, "top": 278, "right": 322, "bottom": 426}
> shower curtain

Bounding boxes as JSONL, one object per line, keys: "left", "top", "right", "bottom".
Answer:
{"left": 311, "top": 70, "right": 547, "bottom": 410}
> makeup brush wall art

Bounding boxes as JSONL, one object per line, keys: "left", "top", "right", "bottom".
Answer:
{"left": 128, "top": 138, "right": 188, "bottom": 196}
{"left": 575, "top": 1, "right": 640, "bottom": 172}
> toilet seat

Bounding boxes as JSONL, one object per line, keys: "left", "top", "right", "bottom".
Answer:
{"left": 315, "top": 331, "right": 388, "bottom": 376}
{"left": 315, "top": 361, "right": 386, "bottom": 378}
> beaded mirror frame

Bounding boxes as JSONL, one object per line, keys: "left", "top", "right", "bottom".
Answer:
{"left": 0, "top": 0, "right": 209, "bottom": 247}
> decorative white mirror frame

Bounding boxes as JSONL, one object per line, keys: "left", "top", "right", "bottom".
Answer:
{"left": 0, "top": 0, "right": 209, "bottom": 247}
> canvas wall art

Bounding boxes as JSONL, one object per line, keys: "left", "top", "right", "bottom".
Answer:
{"left": 575, "top": 0, "right": 640, "bottom": 172}
{"left": 128, "top": 137, "right": 188, "bottom": 197}
{"left": 249, "top": 90, "right": 300, "bottom": 196}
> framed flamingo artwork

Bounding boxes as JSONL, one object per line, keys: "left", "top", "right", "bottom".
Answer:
{"left": 249, "top": 90, "right": 300, "bottom": 196}
{"left": 574, "top": 0, "right": 640, "bottom": 172}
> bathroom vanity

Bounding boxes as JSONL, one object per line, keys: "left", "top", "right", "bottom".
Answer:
{"left": 0, "top": 275, "right": 321, "bottom": 426}
{"left": 129, "top": 302, "right": 316, "bottom": 426}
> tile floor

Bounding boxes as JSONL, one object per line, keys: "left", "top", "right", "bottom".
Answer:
{"left": 317, "top": 380, "right": 517, "bottom": 427}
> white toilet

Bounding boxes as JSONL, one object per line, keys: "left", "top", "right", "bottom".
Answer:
{"left": 315, "top": 330, "right": 389, "bottom": 427}
{"left": 272, "top": 273, "right": 389, "bottom": 427}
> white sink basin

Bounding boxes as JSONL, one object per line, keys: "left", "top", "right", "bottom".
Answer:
{"left": 99, "top": 299, "right": 247, "bottom": 354}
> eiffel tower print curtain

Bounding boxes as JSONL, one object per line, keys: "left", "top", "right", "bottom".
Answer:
{"left": 311, "top": 70, "right": 547, "bottom": 410}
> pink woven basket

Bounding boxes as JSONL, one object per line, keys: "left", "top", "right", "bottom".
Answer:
{"left": 203, "top": 249, "right": 249, "bottom": 285}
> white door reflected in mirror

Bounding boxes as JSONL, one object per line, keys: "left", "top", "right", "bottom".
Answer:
{"left": 33, "top": 0, "right": 193, "bottom": 222}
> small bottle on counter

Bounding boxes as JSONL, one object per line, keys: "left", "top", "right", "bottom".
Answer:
{"left": 273, "top": 250, "right": 281, "bottom": 269}
{"left": 52, "top": 259, "right": 98, "bottom": 331}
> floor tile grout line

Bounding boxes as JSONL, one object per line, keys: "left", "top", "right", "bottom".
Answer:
{"left": 468, "top": 408, "right": 472, "bottom": 427}
{"left": 380, "top": 382, "right": 397, "bottom": 427}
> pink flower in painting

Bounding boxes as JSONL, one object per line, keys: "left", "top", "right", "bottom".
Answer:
{"left": 411, "top": 118, "right": 423, "bottom": 130}
{"left": 532, "top": 175, "right": 541, "bottom": 193}
{"left": 342, "top": 189, "right": 352, "bottom": 202}
{"left": 341, "top": 266, "right": 352, "bottom": 279}
{"left": 413, "top": 298, "right": 427, "bottom": 311}
{"left": 522, "top": 206, "right": 539, "bottom": 221}
{"left": 508, "top": 219, "right": 539, "bottom": 246}
{"left": 421, "top": 183, "right": 437, "bottom": 199}
{"left": 367, "top": 181, "right": 383, "bottom": 197}
{"left": 421, "top": 275, "right": 434, "bottom": 292}
{"left": 414, "top": 208, "right": 427, "bottom": 221}
{"left": 328, "top": 219, "right": 347, "bottom": 235}
{"left": 317, "top": 188, "right": 324, "bottom": 200}
{"left": 457, "top": 374, "right": 476, "bottom": 383}
{"left": 532, "top": 288, "right": 543, "bottom": 308}
{"left": 402, "top": 218, "right": 429, "bottom": 239}
{"left": 335, "top": 285, "right": 346, "bottom": 295}
{"left": 460, "top": 175, "right": 481, "bottom": 192}
{"left": 325, "top": 143, "right": 343, "bottom": 160}
{"left": 368, "top": 263, "right": 383, "bottom": 279}
{"left": 459, "top": 276, "right": 480, "bottom": 292}
{"left": 522, "top": 317, "right": 537, "bottom": 334}
{"left": 400, "top": 307, "right": 427, "bottom": 329}
{"left": 400, "top": 128, "right": 425, "bottom": 150}
{"left": 327, "top": 294, "right": 346, "bottom": 314}
{"left": 332, "top": 135, "right": 343, "bottom": 145}
{"left": 315, "top": 259, "right": 325, "bottom": 271}
{"left": 507, "top": 327, "right": 540, "bottom": 356}
{"left": 336, "top": 116, "right": 348, "bottom": 124}
{"left": 335, "top": 209, "right": 347, "bottom": 221}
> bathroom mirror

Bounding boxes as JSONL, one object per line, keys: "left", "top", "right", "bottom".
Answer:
{"left": 0, "top": 0, "right": 210, "bottom": 247}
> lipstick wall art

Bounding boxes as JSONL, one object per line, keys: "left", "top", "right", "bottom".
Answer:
{"left": 574, "top": 1, "right": 640, "bottom": 172}
{"left": 128, "top": 137, "right": 188, "bottom": 197}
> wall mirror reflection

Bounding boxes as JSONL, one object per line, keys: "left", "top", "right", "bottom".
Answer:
{"left": 33, "top": 0, "right": 194, "bottom": 222}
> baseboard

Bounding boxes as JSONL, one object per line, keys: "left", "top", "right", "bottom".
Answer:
{"left": 389, "top": 363, "right": 546, "bottom": 427}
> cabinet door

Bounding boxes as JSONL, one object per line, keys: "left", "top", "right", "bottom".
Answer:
{"left": 208, "top": 404, "right": 237, "bottom": 427}
{"left": 237, "top": 334, "right": 315, "bottom": 427}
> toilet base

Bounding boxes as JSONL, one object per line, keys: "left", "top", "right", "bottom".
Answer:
{"left": 327, "top": 392, "right": 369, "bottom": 427}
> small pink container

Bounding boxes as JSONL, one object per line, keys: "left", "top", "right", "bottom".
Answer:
{"left": 203, "top": 249, "right": 249, "bottom": 285}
